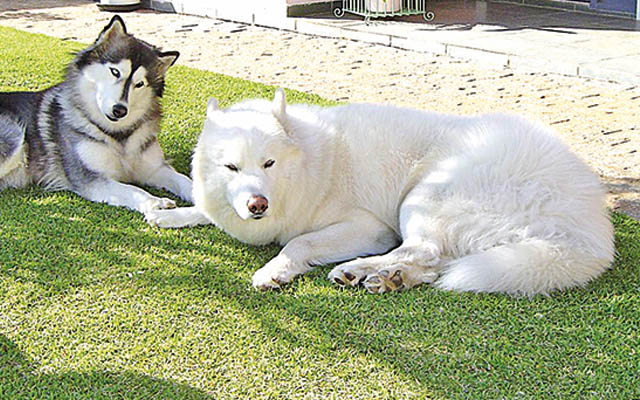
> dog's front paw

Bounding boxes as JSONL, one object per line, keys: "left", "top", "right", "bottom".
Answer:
{"left": 252, "top": 255, "right": 302, "bottom": 291}
{"left": 141, "top": 197, "right": 176, "bottom": 214}
{"left": 145, "top": 209, "right": 180, "bottom": 228}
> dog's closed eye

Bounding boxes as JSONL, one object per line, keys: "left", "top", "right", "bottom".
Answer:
{"left": 225, "top": 163, "right": 239, "bottom": 172}
{"left": 263, "top": 159, "right": 275, "bottom": 169}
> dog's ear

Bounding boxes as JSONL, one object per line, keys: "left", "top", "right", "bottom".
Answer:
{"left": 95, "top": 15, "right": 127, "bottom": 47}
{"left": 272, "top": 88, "right": 286, "bottom": 121}
{"left": 206, "top": 98, "right": 221, "bottom": 119}
{"left": 203, "top": 98, "right": 223, "bottom": 134}
{"left": 157, "top": 51, "right": 180, "bottom": 75}
{"left": 272, "top": 88, "right": 291, "bottom": 134}
{"left": 272, "top": 88, "right": 294, "bottom": 137}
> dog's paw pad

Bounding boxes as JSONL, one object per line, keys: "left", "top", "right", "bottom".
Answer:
{"left": 363, "top": 269, "right": 405, "bottom": 294}
{"left": 328, "top": 270, "right": 356, "bottom": 287}
{"left": 343, "top": 271, "right": 356, "bottom": 282}
{"left": 327, "top": 265, "right": 370, "bottom": 288}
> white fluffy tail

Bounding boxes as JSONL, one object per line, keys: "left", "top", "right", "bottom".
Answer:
{"left": 435, "top": 239, "right": 612, "bottom": 296}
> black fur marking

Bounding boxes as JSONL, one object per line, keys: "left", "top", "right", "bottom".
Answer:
{"left": 77, "top": 106, "right": 148, "bottom": 143}
{"left": 160, "top": 51, "right": 180, "bottom": 67}
{"left": 139, "top": 136, "right": 157, "bottom": 153}
{"left": 45, "top": 98, "right": 63, "bottom": 151}
{"left": 121, "top": 74, "right": 133, "bottom": 102}
{"left": 70, "top": 124, "right": 103, "bottom": 144}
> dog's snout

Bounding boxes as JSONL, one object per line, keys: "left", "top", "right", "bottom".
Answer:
{"left": 112, "top": 103, "right": 128, "bottom": 119}
{"left": 247, "top": 195, "right": 268, "bottom": 215}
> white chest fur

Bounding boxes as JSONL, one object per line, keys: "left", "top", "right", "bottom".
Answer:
{"left": 75, "top": 122, "right": 159, "bottom": 183}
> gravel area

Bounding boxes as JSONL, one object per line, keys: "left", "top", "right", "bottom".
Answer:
{"left": 1, "top": 0, "right": 638, "bottom": 219}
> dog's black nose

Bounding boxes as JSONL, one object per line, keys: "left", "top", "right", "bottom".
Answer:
{"left": 247, "top": 195, "right": 268, "bottom": 215}
{"left": 112, "top": 104, "right": 128, "bottom": 119}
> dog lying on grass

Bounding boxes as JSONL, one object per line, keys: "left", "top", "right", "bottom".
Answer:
{"left": 0, "top": 16, "right": 192, "bottom": 215}
{"left": 147, "top": 89, "right": 614, "bottom": 295}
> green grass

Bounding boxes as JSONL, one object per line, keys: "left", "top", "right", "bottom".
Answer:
{"left": 1, "top": 26, "right": 639, "bottom": 399}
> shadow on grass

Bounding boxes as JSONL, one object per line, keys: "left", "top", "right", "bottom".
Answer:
{"left": 1, "top": 189, "right": 639, "bottom": 397}
{"left": 0, "top": 335, "right": 214, "bottom": 399}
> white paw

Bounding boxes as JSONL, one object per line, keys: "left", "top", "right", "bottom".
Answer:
{"left": 363, "top": 265, "right": 439, "bottom": 294}
{"left": 330, "top": 261, "right": 440, "bottom": 294}
{"left": 252, "top": 255, "right": 302, "bottom": 291}
{"left": 362, "top": 266, "right": 407, "bottom": 294}
{"left": 328, "top": 259, "right": 374, "bottom": 287}
{"left": 141, "top": 197, "right": 176, "bottom": 214}
{"left": 145, "top": 209, "right": 180, "bottom": 228}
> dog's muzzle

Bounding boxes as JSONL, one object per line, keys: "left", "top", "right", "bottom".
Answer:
{"left": 106, "top": 103, "right": 128, "bottom": 122}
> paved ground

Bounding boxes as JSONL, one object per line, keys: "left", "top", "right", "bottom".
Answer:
{"left": 298, "top": 0, "right": 640, "bottom": 85}
{"left": 0, "top": 0, "right": 638, "bottom": 219}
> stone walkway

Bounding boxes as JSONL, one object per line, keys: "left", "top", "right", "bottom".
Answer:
{"left": 293, "top": 0, "right": 640, "bottom": 86}
{"left": 0, "top": 0, "right": 638, "bottom": 219}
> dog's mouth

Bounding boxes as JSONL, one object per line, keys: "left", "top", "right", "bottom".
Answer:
{"left": 105, "top": 114, "right": 120, "bottom": 122}
{"left": 250, "top": 214, "right": 266, "bottom": 220}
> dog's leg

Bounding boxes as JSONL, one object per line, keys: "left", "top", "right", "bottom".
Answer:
{"left": 131, "top": 140, "right": 193, "bottom": 203}
{"left": 145, "top": 206, "right": 211, "bottom": 228}
{"left": 140, "top": 163, "right": 193, "bottom": 203}
{"left": 252, "top": 212, "right": 398, "bottom": 290}
{"left": 0, "top": 115, "right": 28, "bottom": 189}
{"left": 79, "top": 178, "right": 178, "bottom": 214}
{"left": 354, "top": 242, "right": 441, "bottom": 294}
{"left": 329, "top": 182, "right": 445, "bottom": 293}
{"left": 329, "top": 237, "right": 442, "bottom": 293}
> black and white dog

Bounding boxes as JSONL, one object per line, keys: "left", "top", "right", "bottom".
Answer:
{"left": 0, "top": 15, "right": 192, "bottom": 214}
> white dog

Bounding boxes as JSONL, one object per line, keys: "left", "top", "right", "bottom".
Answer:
{"left": 147, "top": 89, "right": 615, "bottom": 295}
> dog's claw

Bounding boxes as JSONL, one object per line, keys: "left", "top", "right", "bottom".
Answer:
{"left": 272, "top": 276, "right": 288, "bottom": 285}
{"left": 390, "top": 270, "right": 403, "bottom": 287}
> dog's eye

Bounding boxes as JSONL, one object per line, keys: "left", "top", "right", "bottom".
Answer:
{"left": 225, "top": 164, "right": 239, "bottom": 172}
{"left": 134, "top": 81, "right": 144, "bottom": 89}
{"left": 110, "top": 68, "right": 120, "bottom": 78}
{"left": 263, "top": 159, "right": 275, "bottom": 169}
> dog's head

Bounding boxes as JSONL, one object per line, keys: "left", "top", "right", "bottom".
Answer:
{"left": 193, "top": 89, "right": 303, "bottom": 234}
{"left": 69, "top": 15, "right": 179, "bottom": 131}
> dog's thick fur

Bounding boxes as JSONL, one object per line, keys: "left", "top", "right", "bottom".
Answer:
{"left": 0, "top": 16, "right": 192, "bottom": 213}
{"left": 147, "top": 90, "right": 615, "bottom": 295}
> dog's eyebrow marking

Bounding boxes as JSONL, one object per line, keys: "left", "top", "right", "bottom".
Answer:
{"left": 121, "top": 75, "right": 133, "bottom": 102}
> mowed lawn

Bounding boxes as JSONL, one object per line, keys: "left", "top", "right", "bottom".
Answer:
{"left": 1, "top": 26, "right": 639, "bottom": 400}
